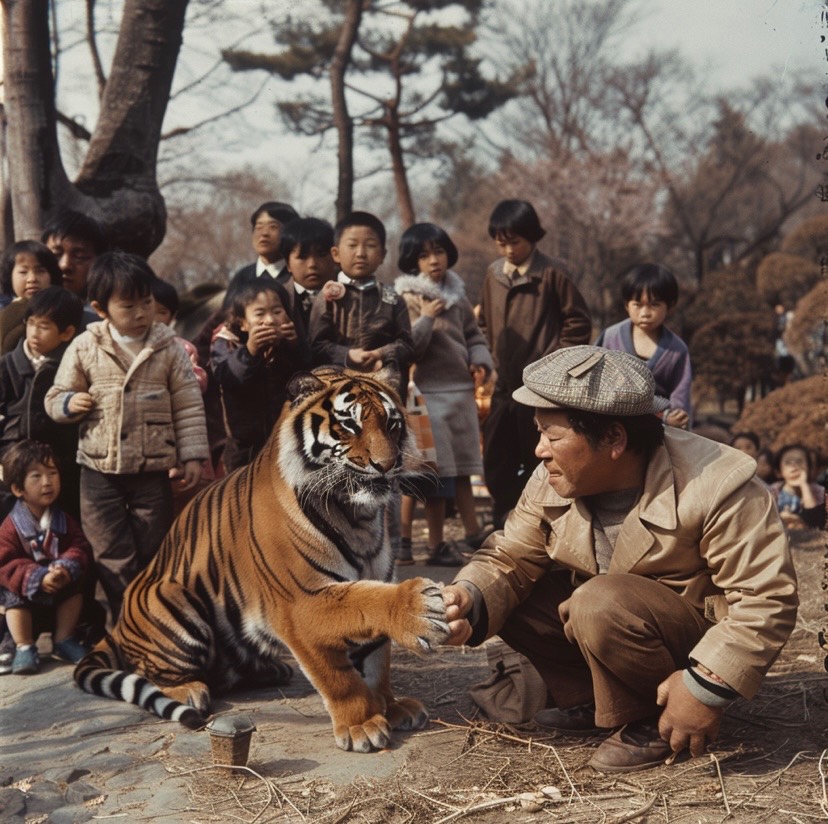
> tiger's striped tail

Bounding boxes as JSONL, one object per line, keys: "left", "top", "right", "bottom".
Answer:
{"left": 73, "top": 641, "right": 203, "bottom": 730}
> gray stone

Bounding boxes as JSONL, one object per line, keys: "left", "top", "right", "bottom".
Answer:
{"left": 41, "top": 767, "right": 92, "bottom": 784}
{"left": 0, "top": 786, "right": 26, "bottom": 819}
{"left": 21, "top": 779, "right": 63, "bottom": 815}
{"left": 63, "top": 781, "right": 103, "bottom": 805}
{"left": 47, "top": 805, "right": 94, "bottom": 824}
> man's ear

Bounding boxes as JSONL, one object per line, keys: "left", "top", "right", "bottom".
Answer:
{"left": 90, "top": 301, "right": 107, "bottom": 320}
{"left": 606, "top": 422, "right": 629, "bottom": 459}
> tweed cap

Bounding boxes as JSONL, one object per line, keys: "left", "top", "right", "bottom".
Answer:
{"left": 512, "top": 346, "right": 670, "bottom": 415}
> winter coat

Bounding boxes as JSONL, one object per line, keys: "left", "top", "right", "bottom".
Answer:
{"left": 478, "top": 250, "right": 591, "bottom": 394}
{"left": 456, "top": 428, "right": 798, "bottom": 700}
{"left": 394, "top": 270, "right": 493, "bottom": 392}
{"left": 44, "top": 320, "right": 209, "bottom": 474}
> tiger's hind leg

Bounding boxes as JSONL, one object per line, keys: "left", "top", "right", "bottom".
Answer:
{"left": 158, "top": 680, "right": 211, "bottom": 715}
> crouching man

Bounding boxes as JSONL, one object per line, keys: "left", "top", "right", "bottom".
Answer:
{"left": 442, "top": 345, "right": 797, "bottom": 772}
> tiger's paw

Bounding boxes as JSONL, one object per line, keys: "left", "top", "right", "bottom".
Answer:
{"left": 333, "top": 713, "right": 392, "bottom": 752}
{"left": 386, "top": 696, "right": 429, "bottom": 731}
{"left": 393, "top": 578, "right": 449, "bottom": 652}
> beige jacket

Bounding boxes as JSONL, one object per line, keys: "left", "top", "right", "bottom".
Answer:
{"left": 458, "top": 428, "right": 798, "bottom": 699}
{"left": 45, "top": 321, "right": 208, "bottom": 474}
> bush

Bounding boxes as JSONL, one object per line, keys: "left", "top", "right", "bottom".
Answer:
{"left": 780, "top": 214, "right": 828, "bottom": 264}
{"left": 755, "top": 252, "right": 820, "bottom": 307}
{"left": 785, "top": 280, "right": 828, "bottom": 376}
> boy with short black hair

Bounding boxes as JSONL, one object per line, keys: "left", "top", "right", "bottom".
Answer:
{"left": 595, "top": 263, "right": 692, "bottom": 429}
{"left": 479, "top": 199, "right": 592, "bottom": 529}
{"left": 224, "top": 201, "right": 300, "bottom": 307}
{"left": 0, "top": 440, "right": 91, "bottom": 674}
{"left": 44, "top": 251, "right": 209, "bottom": 623}
{"left": 280, "top": 217, "right": 337, "bottom": 335}
{"left": 0, "top": 286, "right": 85, "bottom": 518}
{"left": 309, "top": 211, "right": 414, "bottom": 400}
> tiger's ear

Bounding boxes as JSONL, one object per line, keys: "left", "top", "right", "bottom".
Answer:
{"left": 288, "top": 372, "right": 326, "bottom": 405}
{"left": 373, "top": 363, "right": 401, "bottom": 398}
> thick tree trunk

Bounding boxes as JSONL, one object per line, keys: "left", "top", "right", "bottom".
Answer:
{"left": 1, "top": 0, "right": 189, "bottom": 256}
{"left": 330, "top": 0, "right": 362, "bottom": 223}
{"left": 387, "top": 110, "right": 415, "bottom": 228}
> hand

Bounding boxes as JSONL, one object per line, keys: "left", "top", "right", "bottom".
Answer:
{"left": 784, "top": 467, "right": 808, "bottom": 495}
{"left": 42, "top": 565, "right": 70, "bottom": 594}
{"left": 246, "top": 323, "right": 280, "bottom": 356}
{"left": 656, "top": 670, "right": 723, "bottom": 758}
{"left": 347, "top": 348, "right": 380, "bottom": 369}
{"left": 279, "top": 320, "right": 298, "bottom": 343}
{"left": 665, "top": 409, "right": 689, "bottom": 429}
{"left": 322, "top": 281, "right": 346, "bottom": 301}
{"left": 441, "top": 584, "right": 474, "bottom": 646}
{"left": 469, "top": 364, "right": 491, "bottom": 385}
{"left": 68, "top": 392, "right": 95, "bottom": 414}
{"left": 420, "top": 297, "right": 446, "bottom": 318}
{"left": 175, "top": 460, "right": 203, "bottom": 491}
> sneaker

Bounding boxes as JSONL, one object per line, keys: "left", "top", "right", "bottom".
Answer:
{"left": 588, "top": 717, "right": 675, "bottom": 773}
{"left": 463, "top": 528, "right": 495, "bottom": 550}
{"left": 52, "top": 637, "right": 89, "bottom": 664}
{"left": 534, "top": 702, "right": 603, "bottom": 736}
{"left": 425, "top": 542, "right": 465, "bottom": 567}
{"left": 12, "top": 644, "right": 40, "bottom": 675}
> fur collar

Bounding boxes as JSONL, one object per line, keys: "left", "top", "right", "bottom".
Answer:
{"left": 393, "top": 270, "right": 466, "bottom": 309}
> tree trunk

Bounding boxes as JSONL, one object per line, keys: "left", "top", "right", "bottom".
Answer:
{"left": 330, "top": 0, "right": 362, "bottom": 223}
{"left": 1, "top": 0, "right": 189, "bottom": 256}
{"left": 387, "top": 108, "right": 415, "bottom": 228}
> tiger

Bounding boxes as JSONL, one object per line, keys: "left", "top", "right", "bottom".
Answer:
{"left": 74, "top": 366, "right": 450, "bottom": 752}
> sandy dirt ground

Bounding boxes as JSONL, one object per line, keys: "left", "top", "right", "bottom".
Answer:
{"left": 0, "top": 513, "right": 825, "bottom": 824}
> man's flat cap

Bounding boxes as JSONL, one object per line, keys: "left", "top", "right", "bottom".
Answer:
{"left": 512, "top": 345, "right": 670, "bottom": 416}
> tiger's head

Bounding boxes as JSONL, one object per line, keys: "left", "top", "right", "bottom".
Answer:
{"left": 278, "top": 367, "right": 417, "bottom": 511}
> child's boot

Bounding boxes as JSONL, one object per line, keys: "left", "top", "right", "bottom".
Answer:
{"left": 11, "top": 644, "right": 39, "bottom": 675}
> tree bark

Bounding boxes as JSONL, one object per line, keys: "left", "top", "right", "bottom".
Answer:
{"left": 330, "top": 0, "right": 362, "bottom": 223}
{"left": 1, "top": 0, "right": 189, "bottom": 256}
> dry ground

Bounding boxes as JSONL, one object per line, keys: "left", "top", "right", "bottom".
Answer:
{"left": 0, "top": 509, "right": 825, "bottom": 824}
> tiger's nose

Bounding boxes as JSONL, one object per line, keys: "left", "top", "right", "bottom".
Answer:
{"left": 369, "top": 456, "right": 396, "bottom": 474}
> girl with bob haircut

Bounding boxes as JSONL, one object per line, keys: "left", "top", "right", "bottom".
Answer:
{"left": 394, "top": 222, "right": 493, "bottom": 566}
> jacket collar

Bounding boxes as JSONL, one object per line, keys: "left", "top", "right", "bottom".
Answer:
{"left": 527, "top": 441, "right": 677, "bottom": 574}
{"left": 393, "top": 270, "right": 466, "bottom": 308}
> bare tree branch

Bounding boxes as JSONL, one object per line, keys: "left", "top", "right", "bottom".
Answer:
{"left": 85, "top": 0, "right": 107, "bottom": 99}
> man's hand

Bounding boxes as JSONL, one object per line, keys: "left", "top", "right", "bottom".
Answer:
{"left": 67, "top": 392, "right": 95, "bottom": 414}
{"left": 664, "top": 409, "right": 689, "bottom": 429}
{"left": 656, "top": 670, "right": 723, "bottom": 757}
{"left": 441, "top": 584, "right": 473, "bottom": 646}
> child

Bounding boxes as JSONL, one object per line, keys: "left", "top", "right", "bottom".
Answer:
{"left": 224, "top": 201, "right": 300, "bottom": 307}
{"left": 151, "top": 277, "right": 208, "bottom": 393}
{"left": 0, "top": 241, "right": 63, "bottom": 354}
{"left": 210, "top": 280, "right": 310, "bottom": 470}
{"left": 44, "top": 251, "right": 209, "bottom": 624}
{"left": 769, "top": 443, "right": 826, "bottom": 530}
{"left": 729, "top": 431, "right": 761, "bottom": 459}
{"left": 309, "top": 211, "right": 414, "bottom": 401}
{"left": 596, "top": 263, "right": 691, "bottom": 429}
{"left": 280, "top": 217, "right": 337, "bottom": 336}
{"left": 0, "top": 440, "right": 91, "bottom": 674}
{"left": 394, "top": 223, "right": 493, "bottom": 566}
{"left": 479, "top": 199, "right": 591, "bottom": 529}
{"left": 0, "top": 287, "right": 85, "bottom": 519}
{"left": 41, "top": 210, "right": 108, "bottom": 302}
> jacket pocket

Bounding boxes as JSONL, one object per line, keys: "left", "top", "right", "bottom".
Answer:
{"left": 143, "top": 418, "right": 175, "bottom": 458}
{"left": 79, "top": 412, "right": 107, "bottom": 458}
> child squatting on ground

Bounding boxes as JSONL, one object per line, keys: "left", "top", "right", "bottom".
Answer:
{"left": 44, "top": 251, "right": 209, "bottom": 626}
{"left": 0, "top": 440, "right": 91, "bottom": 674}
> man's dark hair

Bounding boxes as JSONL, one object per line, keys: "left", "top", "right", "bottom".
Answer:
{"left": 729, "top": 431, "right": 761, "bottom": 452}
{"left": 333, "top": 211, "right": 386, "bottom": 248}
{"left": 250, "top": 201, "right": 299, "bottom": 228}
{"left": 0, "top": 240, "right": 62, "bottom": 296}
{"left": 3, "top": 440, "right": 59, "bottom": 491}
{"left": 280, "top": 217, "right": 334, "bottom": 261}
{"left": 151, "top": 277, "right": 180, "bottom": 317}
{"left": 620, "top": 263, "right": 679, "bottom": 307}
{"left": 25, "top": 286, "right": 84, "bottom": 332}
{"left": 398, "top": 222, "right": 459, "bottom": 274}
{"left": 40, "top": 210, "right": 108, "bottom": 255}
{"left": 487, "top": 200, "right": 546, "bottom": 243}
{"left": 565, "top": 409, "right": 665, "bottom": 456}
{"left": 87, "top": 251, "right": 156, "bottom": 310}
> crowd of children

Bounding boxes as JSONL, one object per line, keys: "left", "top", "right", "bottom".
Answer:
{"left": 0, "top": 198, "right": 823, "bottom": 679}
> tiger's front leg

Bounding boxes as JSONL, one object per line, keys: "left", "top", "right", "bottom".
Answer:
{"left": 283, "top": 577, "right": 449, "bottom": 751}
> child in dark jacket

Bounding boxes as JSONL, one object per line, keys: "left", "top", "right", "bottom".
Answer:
{"left": 0, "top": 440, "right": 91, "bottom": 675}
{"left": 0, "top": 287, "right": 84, "bottom": 519}
{"left": 210, "top": 280, "right": 311, "bottom": 470}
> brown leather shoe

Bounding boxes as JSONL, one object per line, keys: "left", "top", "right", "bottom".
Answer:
{"left": 534, "top": 703, "right": 602, "bottom": 736}
{"left": 588, "top": 718, "right": 675, "bottom": 773}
